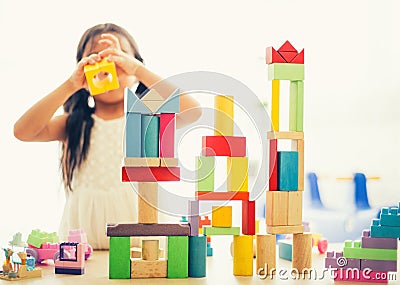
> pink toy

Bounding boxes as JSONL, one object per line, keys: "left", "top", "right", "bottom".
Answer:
{"left": 67, "top": 229, "right": 93, "bottom": 260}
{"left": 54, "top": 242, "right": 85, "bottom": 275}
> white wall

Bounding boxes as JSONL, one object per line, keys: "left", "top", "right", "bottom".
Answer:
{"left": 1, "top": 0, "right": 399, "bottom": 245}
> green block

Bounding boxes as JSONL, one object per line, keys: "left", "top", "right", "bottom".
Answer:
{"left": 296, "top": 81, "right": 304, "bottom": 132}
{"left": 141, "top": 115, "right": 160, "bottom": 157}
{"left": 109, "top": 237, "right": 131, "bottom": 279}
{"left": 289, "top": 81, "right": 297, "bottom": 131}
{"left": 196, "top": 156, "right": 215, "bottom": 192}
{"left": 278, "top": 240, "right": 292, "bottom": 261}
{"left": 189, "top": 236, "right": 206, "bottom": 277}
{"left": 268, "top": 63, "right": 305, "bottom": 81}
{"left": 203, "top": 226, "right": 240, "bottom": 236}
{"left": 168, "top": 236, "right": 189, "bottom": 278}
{"left": 343, "top": 240, "right": 397, "bottom": 261}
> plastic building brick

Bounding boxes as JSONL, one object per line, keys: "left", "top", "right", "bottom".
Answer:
{"left": 343, "top": 240, "right": 397, "bottom": 261}
{"left": 361, "top": 259, "right": 397, "bottom": 272}
{"left": 325, "top": 251, "right": 361, "bottom": 269}
{"left": 379, "top": 207, "right": 400, "bottom": 227}
{"left": 55, "top": 242, "right": 85, "bottom": 275}
{"left": 214, "top": 95, "right": 234, "bottom": 136}
{"left": 167, "top": 236, "right": 189, "bottom": 278}
{"left": 233, "top": 235, "right": 253, "bottom": 276}
{"left": 361, "top": 230, "right": 397, "bottom": 249}
{"left": 188, "top": 236, "right": 207, "bottom": 278}
{"left": 202, "top": 136, "right": 246, "bottom": 157}
{"left": 84, "top": 58, "right": 119, "bottom": 95}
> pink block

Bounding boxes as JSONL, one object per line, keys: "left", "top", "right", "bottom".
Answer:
{"left": 333, "top": 269, "right": 389, "bottom": 283}
{"left": 159, "top": 114, "right": 175, "bottom": 157}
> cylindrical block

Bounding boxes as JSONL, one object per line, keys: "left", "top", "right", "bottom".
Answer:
{"left": 138, "top": 182, "right": 158, "bottom": 224}
{"left": 256, "top": 234, "right": 276, "bottom": 276}
{"left": 233, "top": 235, "right": 253, "bottom": 276}
{"left": 142, "top": 240, "right": 159, "bottom": 261}
{"left": 188, "top": 235, "right": 206, "bottom": 277}
{"left": 292, "top": 233, "right": 312, "bottom": 273}
{"left": 214, "top": 95, "right": 234, "bottom": 136}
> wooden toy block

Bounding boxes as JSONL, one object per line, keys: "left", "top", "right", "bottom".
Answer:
{"left": 122, "top": 166, "right": 180, "bottom": 182}
{"left": 267, "top": 225, "right": 304, "bottom": 234}
{"left": 142, "top": 101, "right": 164, "bottom": 113}
{"left": 159, "top": 114, "right": 175, "bottom": 157}
{"left": 287, "top": 191, "right": 302, "bottom": 225}
{"left": 124, "top": 87, "right": 152, "bottom": 114}
{"left": 256, "top": 234, "right": 276, "bottom": 276}
{"left": 196, "top": 156, "right": 215, "bottom": 192}
{"left": 202, "top": 136, "right": 246, "bottom": 157}
{"left": 267, "top": 131, "right": 304, "bottom": 140}
{"left": 278, "top": 240, "right": 292, "bottom": 261}
{"left": 142, "top": 240, "right": 159, "bottom": 261}
{"left": 279, "top": 51, "right": 298, "bottom": 63}
{"left": 296, "top": 81, "right": 304, "bottom": 132}
{"left": 271, "top": 80, "right": 280, "bottom": 131}
{"left": 268, "top": 64, "right": 304, "bottom": 81}
{"left": 138, "top": 182, "right": 158, "bottom": 224}
{"left": 195, "top": 191, "right": 249, "bottom": 201}
{"left": 188, "top": 200, "right": 200, "bottom": 236}
{"left": 266, "top": 191, "right": 288, "bottom": 226}
{"left": 131, "top": 259, "right": 167, "bottom": 278}
{"left": 343, "top": 240, "right": 397, "bottom": 260}
{"left": 141, "top": 115, "right": 160, "bottom": 157}
{"left": 84, "top": 58, "right": 119, "bottom": 95}
{"left": 233, "top": 235, "right": 253, "bottom": 276}
{"left": 269, "top": 139, "right": 278, "bottom": 190}
{"left": 333, "top": 269, "right": 389, "bottom": 283}
{"left": 212, "top": 206, "right": 232, "bottom": 227}
{"left": 278, "top": 151, "right": 298, "bottom": 191}
{"left": 167, "top": 236, "right": 189, "bottom": 278}
{"left": 289, "top": 81, "right": 297, "bottom": 131}
{"left": 125, "top": 112, "right": 141, "bottom": 157}
{"left": 203, "top": 226, "right": 240, "bottom": 236}
{"left": 370, "top": 219, "right": 400, "bottom": 238}
{"left": 156, "top": 89, "right": 180, "bottom": 114}
{"left": 242, "top": 200, "right": 255, "bottom": 235}
{"left": 266, "top": 47, "right": 286, "bottom": 64}
{"left": 123, "top": 157, "right": 161, "bottom": 167}
{"left": 292, "top": 233, "right": 312, "bottom": 273}
{"left": 278, "top": 40, "right": 298, "bottom": 53}
{"left": 130, "top": 247, "right": 165, "bottom": 259}
{"left": 107, "top": 223, "right": 190, "bottom": 237}
{"left": 188, "top": 235, "right": 207, "bottom": 278}
{"left": 361, "top": 230, "right": 397, "bottom": 249}
{"left": 141, "top": 89, "right": 164, "bottom": 101}
{"left": 361, "top": 259, "right": 397, "bottom": 272}
{"left": 291, "top": 139, "right": 304, "bottom": 191}
{"left": 109, "top": 236, "right": 131, "bottom": 279}
{"left": 227, "top": 157, "right": 248, "bottom": 192}
{"left": 214, "top": 95, "right": 234, "bottom": 136}
{"left": 160, "top": 157, "right": 179, "bottom": 167}
{"left": 290, "top": 49, "right": 304, "bottom": 64}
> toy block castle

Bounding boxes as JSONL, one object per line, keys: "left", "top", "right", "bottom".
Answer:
{"left": 325, "top": 205, "right": 400, "bottom": 283}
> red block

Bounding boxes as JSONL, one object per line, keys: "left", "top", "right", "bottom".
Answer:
{"left": 195, "top": 191, "right": 249, "bottom": 201}
{"left": 290, "top": 49, "right": 304, "bottom": 64}
{"left": 159, "top": 113, "right": 175, "bottom": 157}
{"left": 269, "top": 139, "right": 278, "bottom": 190}
{"left": 199, "top": 216, "right": 211, "bottom": 228}
{"left": 122, "top": 166, "right": 180, "bottom": 182}
{"left": 277, "top": 40, "right": 298, "bottom": 53}
{"left": 266, "top": 46, "right": 286, "bottom": 64}
{"left": 202, "top": 136, "right": 246, "bottom": 157}
{"left": 242, "top": 200, "right": 255, "bottom": 235}
{"left": 278, "top": 51, "right": 298, "bottom": 63}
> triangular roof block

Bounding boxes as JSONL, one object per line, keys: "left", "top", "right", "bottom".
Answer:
{"left": 266, "top": 46, "right": 286, "bottom": 64}
{"left": 279, "top": 51, "right": 298, "bottom": 63}
{"left": 142, "top": 101, "right": 164, "bottom": 113}
{"left": 124, "top": 87, "right": 152, "bottom": 114}
{"left": 290, "top": 49, "right": 304, "bottom": 64}
{"left": 141, "top": 89, "right": 164, "bottom": 101}
{"left": 278, "top": 40, "right": 298, "bottom": 53}
{"left": 156, "top": 89, "right": 180, "bottom": 113}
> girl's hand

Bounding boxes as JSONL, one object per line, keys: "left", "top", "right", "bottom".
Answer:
{"left": 69, "top": 53, "right": 102, "bottom": 91}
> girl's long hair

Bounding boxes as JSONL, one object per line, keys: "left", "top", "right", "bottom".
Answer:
{"left": 61, "top": 23, "right": 146, "bottom": 191}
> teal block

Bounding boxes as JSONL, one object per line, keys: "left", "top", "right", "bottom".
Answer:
{"left": 203, "top": 226, "right": 240, "bottom": 236}
{"left": 278, "top": 151, "right": 298, "bottom": 191}
{"left": 189, "top": 236, "right": 206, "bottom": 277}
{"left": 168, "top": 236, "right": 189, "bottom": 278}
{"left": 124, "top": 87, "right": 152, "bottom": 114}
{"left": 278, "top": 240, "right": 292, "bottom": 261}
{"left": 156, "top": 89, "right": 180, "bottom": 113}
{"left": 380, "top": 214, "right": 400, "bottom": 227}
{"left": 109, "top": 237, "right": 131, "bottom": 279}
{"left": 207, "top": 242, "right": 213, "bottom": 256}
{"left": 371, "top": 225, "right": 400, "bottom": 238}
{"left": 296, "top": 81, "right": 304, "bottom": 132}
{"left": 125, "top": 113, "right": 141, "bottom": 157}
{"left": 268, "top": 64, "right": 305, "bottom": 81}
{"left": 141, "top": 115, "right": 160, "bottom": 157}
{"left": 196, "top": 156, "right": 215, "bottom": 192}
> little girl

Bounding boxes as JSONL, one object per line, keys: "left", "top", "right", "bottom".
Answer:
{"left": 14, "top": 23, "right": 201, "bottom": 249}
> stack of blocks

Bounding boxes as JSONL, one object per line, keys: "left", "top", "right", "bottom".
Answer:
{"left": 325, "top": 205, "right": 400, "bottom": 283}
{"left": 189, "top": 95, "right": 256, "bottom": 276}
{"left": 257, "top": 41, "right": 312, "bottom": 276}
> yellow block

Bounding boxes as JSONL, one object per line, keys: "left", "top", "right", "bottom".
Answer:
{"left": 84, "top": 58, "right": 119, "bottom": 95}
{"left": 212, "top": 206, "right": 232, "bottom": 227}
{"left": 233, "top": 235, "right": 253, "bottom": 276}
{"left": 271, "top": 80, "right": 280, "bottom": 131}
{"left": 214, "top": 95, "right": 234, "bottom": 136}
{"left": 227, "top": 157, "right": 248, "bottom": 192}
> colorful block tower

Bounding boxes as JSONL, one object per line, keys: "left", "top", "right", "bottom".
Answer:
{"left": 189, "top": 95, "right": 256, "bottom": 276}
{"left": 257, "top": 41, "right": 312, "bottom": 276}
{"left": 325, "top": 205, "right": 399, "bottom": 283}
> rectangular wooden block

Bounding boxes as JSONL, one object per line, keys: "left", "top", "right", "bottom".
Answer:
{"left": 107, "top": 223, "right": 190, "bottom": 237}
{"left": 109, "top": 237, "right": 131, "bottom": 279}
{"left": 289, "top": 81, "right": 297, "bottom": 132}
{"left": 292, "top": 233, "right": 312, "bottom": 273}
{"left": 271, "top": 80, "right": 280, "bottom": 131}
{"left": 141, "top": 115, "right": 160, "bottom": 157}
{"left": 268, "top": 63, "right": 305, "bottom": 81}
{"left": 203, "top": 226, "right": 240, "bottom": 236}
{"left": 212, "top": 206, "right": 232, "bottom": 227}
{"left": 278, "top": 151, "right": 298, "bottom": 191}
{"left": 142, "top": 240, "right": 159, "bottom": 261}
{"left": 122, "top": 166, "right": 180, "bottom": 182}
{"left": 296, "top": 81, "right": 304, "bottom": 132}
{"left": 124, "top": 157, "right": 161, "bottom": 167}
{"left": 291, "top": 140, "right": 304, "bottom": 191}
{"left": 278, "top": 240, "right": 292, "bottom": 261}
{"left": 159, "top": 113, "right": 175, "bottom": 157}
{"left": 256, "top": 234, "right": 276, "bottom": 276}
{"left": 202, "top": 136, "right": 246, "bottom": 157}
{"left": 242, "top": 200, "right": 255, "bottom": 235}
{"left": 267, "top": 131, "right": 304, "bottom": 140}
{"left": 343, "top": 241, "right": 397, "bottom": 261}
{"left": 196, "top": 156, "right": 215, "bottom": 192}
{"left": 233, "top": 235, "right": 253, "bottom": 276}
{"left": 125, "top": 112, "right": 141, "bottom": 157}
{"left": 214, "top": 95, "right": 234, "bottom": 136}
{"left": 269, "top": 139, "right": 278, "bottom": 191}
{"left": 188, "top": 236, "right": 207, "bottom": 278}
{"left": 267, "top": 225, "right": 304, "bottom": 234}
{"left": 266, "top": 191, "right": 288, "bottom": 226}
{"left": 288, "top": 191, "right": 302, "bottom": 225}
{"left": 227, "top": 157, "right": 248, "bottom": 192}
{"left": 361, "top": 259, "right": 397, "bottom": 272}
{"left": 138, "top": 182, "right": 158, "bottom": 224}
{"left": 131, "top": 259, "right": 167, "bottom": 278}
{"left": 188, "top": 200, "right": 199, "bottom": 236}
{"left": 160, "top": 157, "right": 179, "bottom": 167}
{"left": 196, "top": 191, "right": 249, "bottom": 201}
{"left": 167, "top": 236, "right": 188, "bottom": 278}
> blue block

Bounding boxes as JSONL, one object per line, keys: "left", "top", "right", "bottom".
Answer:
{"left": 207, "top": 242, "right": 213, "bottom": 256}
{"left": 371, "top": 225, "right": 400, "bottom": 238}
{"left": 124, "top": 87, "right": 152, "bottom": 114}
{"left": 156, "top": 89, "right": 180, "bottom": 113}
{"left": 278, "top": 240, "right": 292, "bottom": 261}
{"left": 278, "top": 151, "right": 298, "bottom": 191}
{"left": 189, "top": 236, "right": 207, "bottom": 278}
{"left": 141, "top": 115, "right": 159, "bottom": 157}
{"left": 125, "top": 113, "right": 141, "bottom": 157}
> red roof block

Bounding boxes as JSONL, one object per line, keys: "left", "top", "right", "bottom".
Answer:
{"left": 266, "top": 46, "right": 286, "bottom": 64}
{"left": 290, "top": 49, "right": 304, "bottom": 64}
{"left": 278, "top": 40, "right": 298, "bottom": 53}
{"left": 278, "top": 51, "right": 298, "bottom": 63}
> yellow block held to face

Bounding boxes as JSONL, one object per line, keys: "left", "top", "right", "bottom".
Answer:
{"left": 84, "top": 58, "right": 119, "bottom": 95}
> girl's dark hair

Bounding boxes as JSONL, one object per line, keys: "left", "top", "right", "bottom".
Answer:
{"left": 61, "top": 23, "right": 146, "bottom": 191}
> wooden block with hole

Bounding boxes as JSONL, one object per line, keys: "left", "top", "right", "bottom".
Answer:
{"left": 214, "top": 95, "right": 234, "bottom": 136}
{"left": 266, "top": 191, "right": 288, "bottom": 226}
{"left": 138, "top": 182, "right": 158, "bottom": 224}
{"left": 292, "top": 233, "right": 312, "bottom": 273}
{"left": 291, "top": 140, "right": 304, "bottom": 191}
{"left": 227, "top": 157, "right": 248, "bottom": 192}
{"left": 256, "top": 234, "right": 276, "bottom": 276}
{"left": 142, "top": 240, "right": 159, "bottom": 261}
{"left": 84, "top": 58, "right": 119, "bottom": 95}
{"left": 131, "top": 259, "right": 167, "bottom": 278}
{"left": 212, "top": 206, "right": 232, "bottom": 227}
{"left": 288, "top": 191, "right": 302, "bottom": 225}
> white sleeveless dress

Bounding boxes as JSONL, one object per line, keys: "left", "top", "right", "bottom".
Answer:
{"left": 59, "top": 114, "right": 138, "bottom": 249}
